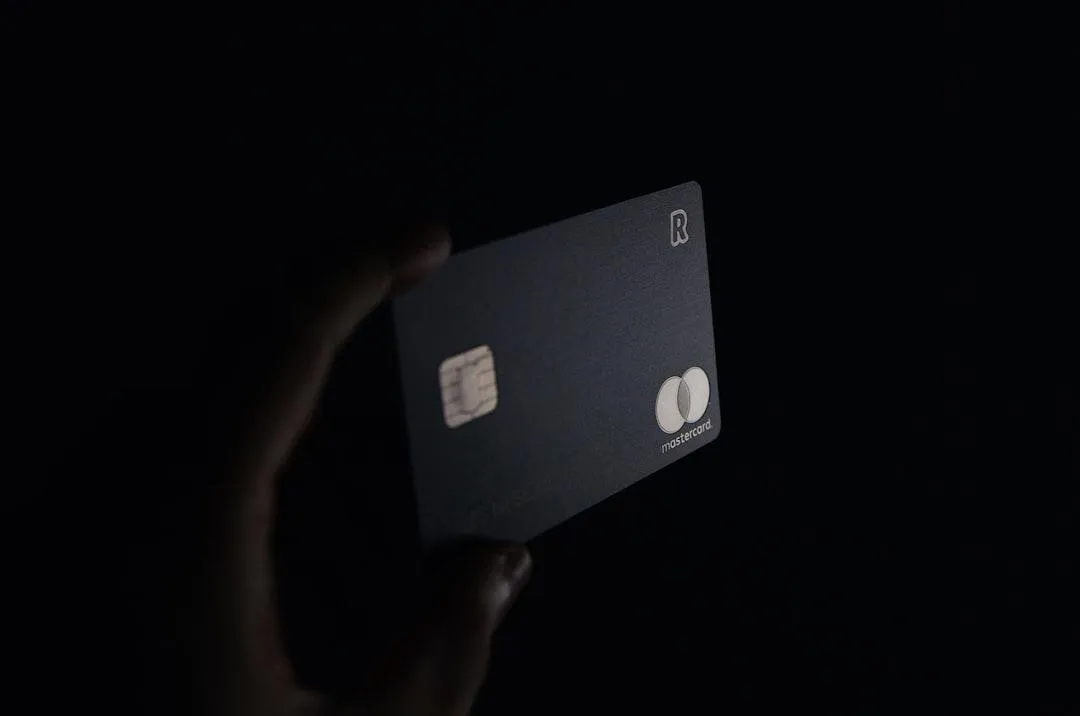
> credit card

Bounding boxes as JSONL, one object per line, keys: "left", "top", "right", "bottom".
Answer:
{"left": 393, "top": 181, "right": 719, "bottom": 544}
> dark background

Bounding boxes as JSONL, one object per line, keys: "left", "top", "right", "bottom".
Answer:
{"left": 3, "top": 4, "right": 1073, "bottom": 714}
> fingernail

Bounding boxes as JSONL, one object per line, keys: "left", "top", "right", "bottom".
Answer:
{"left": 492, "top": 545, "right": 532, "bottom": 625}
{"left": 501, "top": 545, "right": 532, "bottom": 587}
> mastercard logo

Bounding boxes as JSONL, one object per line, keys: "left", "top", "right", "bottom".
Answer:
{"left": 655, "top": 367, "right": 711, "bottom": 434}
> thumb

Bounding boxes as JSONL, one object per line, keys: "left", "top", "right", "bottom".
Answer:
{"left": 350, "top": 543, "right": 533, "bottom": 716}
{"left": 193, "top": 226, "right": 450, "bottom": 715}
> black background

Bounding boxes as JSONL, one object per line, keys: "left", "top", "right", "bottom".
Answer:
{"left": 4, "top": 4, "right": 1073, "bottom": 714}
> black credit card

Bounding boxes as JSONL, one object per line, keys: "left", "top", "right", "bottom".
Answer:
{"left": 394, "top": 181, "right": 719, "bottom": 544}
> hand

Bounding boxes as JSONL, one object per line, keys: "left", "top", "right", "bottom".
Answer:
{"left": 190, "top": 227, "right": 532, "bottom": 716}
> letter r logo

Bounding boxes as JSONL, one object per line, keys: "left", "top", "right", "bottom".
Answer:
{"left": 670, "top": 209, "right": 689, "bottom": 246}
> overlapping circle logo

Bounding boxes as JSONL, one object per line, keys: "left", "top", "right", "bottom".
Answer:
{"left": 655, "top": 367, "right": 710, "bottom": 434}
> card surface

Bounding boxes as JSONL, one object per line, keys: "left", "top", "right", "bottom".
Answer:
{"left": 394, "top": 181, "right": 720, "bottom": 544}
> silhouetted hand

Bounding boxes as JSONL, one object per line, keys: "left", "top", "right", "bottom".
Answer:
{"left": 191, "top": 227, "right": 532, "bottom": 716}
